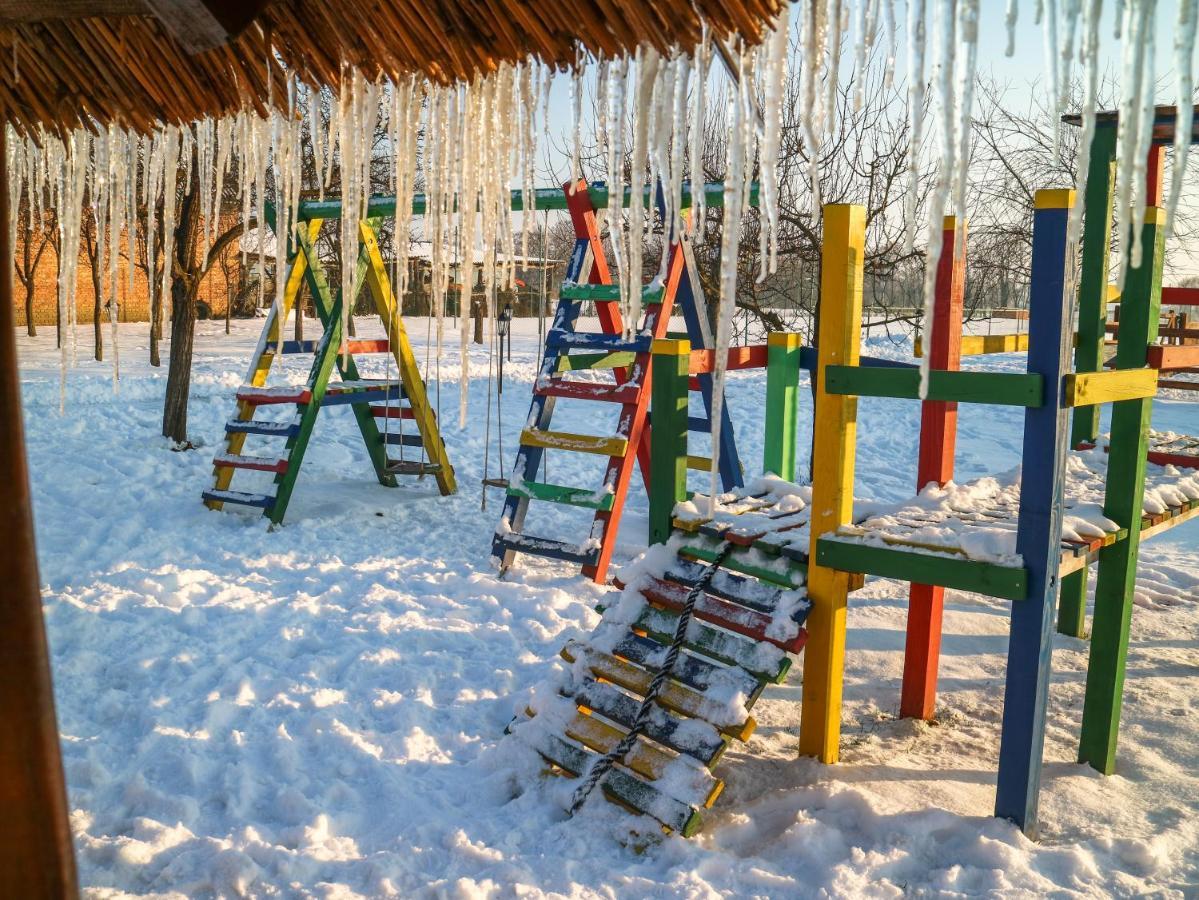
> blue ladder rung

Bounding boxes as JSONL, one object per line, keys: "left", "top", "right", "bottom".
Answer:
{"left": 546, "top": 329, "right": 652, "bottom": 353}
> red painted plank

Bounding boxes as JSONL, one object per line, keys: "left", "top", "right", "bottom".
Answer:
{"left": 639, "top": 576, "right": 808, "bottom": 653}
{"left": 343, "top": 339, "right": 392, "bottom": 354}
{"left": 1161, "top": 287, "right": 1199, "bottom": 306}
{"left": 236, "top": 387, "right": 312, "bottom": 405}
{"left": 1145, "top": 144, "right": 1166, "bottom": 206}
{"left": 534, "top": 379, "right": 641, "bottom": 404}
{"left": 1147, "top": 344, "right": 1199, "bottom": 370}
{"left": 1147, "top": 449, "right": 1199, "bottom": 469}
{"left": 213, "top": 453, "right": 289, "bottom": 474}
{"left": 370, "top": 404, "right": 416, "bottom": 419}
{"left": 903, "top": 218, "right": 966, "bottom": 722}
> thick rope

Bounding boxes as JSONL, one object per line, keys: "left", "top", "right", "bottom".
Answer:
{"left": 568, "top": 541, "right": 733, "bottom": 815}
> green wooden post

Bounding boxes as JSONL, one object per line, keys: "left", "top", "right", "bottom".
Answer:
{"left": 1057, "top": 567, "right": 1088, "bottom": 637}
{"left": 648, "top": 338, "right": 690, "bottom": 545}
{"left": 1078, "top": 206, "right": 1165, "bottom": 774}
{"left": 764, "top": 332, "right": 802, "bottom": 481}
{"left": 1071, "top": 124, "right": 1117, "bottom": 449}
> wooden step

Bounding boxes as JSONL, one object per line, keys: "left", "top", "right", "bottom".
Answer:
{"left": 628, "top": 603, "right": 792, "bottom": 684}
{"left": 202, "top": 488, "right": 275, "bottom": 509}
{"left": 236, "top": 385, "right": 312, "bottom": 405}
{"left": 559, "top": 283, "right": 665, "bottom": 304}
{"left": 224, "top": 419, "right": 300, "bottom": 438}
{"left": 212, "top": 453, "right": 289, "bottom": 474}
{"left": 609, "top": 632, "right": 763, "bottom": 701}
{"left": 370, "top": 404, "right": 416, "bottom": 419}
{"left": 534, "top": 378, "right": 641, "bottom": 404}
{"left": 381, "top": 431, "right": 425, "bottom": 447}
{"left": 637, "top": 576, "right": 809, "bottom": 651}
{"left": 546, "top": 330, "right": 652, "bottom": 353}
{"left": 516, "top": 724, "right": 702, "bottom": 836}
{"left": 506, "top": 479, "right": 615, "bottom": 511}
{"left": 495, "top": 533, "right": 600, "bottom": 567}
{"left": 385, "top": 460, "right": 442, "bottom": 476}
{"left": 323, "top": 381, "right": 404, "bottom": 406}
{"left": 559, "top": 711, "right": 723, "bottom": 809}
{"left": 664, "top": 558, "right": 796, "bottom": 613}
{"left": 555, "top": 351, "right": 638, "bottom": 373}
{"left": 560, "top": 641, "right": 755, "bottom": 739}
{"left": 567, "top": 678, "right": 727, "bottom": 763}
{"left": 679, "top": 543, "right": 805, "bottom": 590}
{"left": 520, "top": 427, "right": 628, "bottom": 457}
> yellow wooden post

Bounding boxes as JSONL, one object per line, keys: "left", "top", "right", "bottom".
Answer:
{"left": 358, "top": 220, "right": 457, "bottom": 495}
{"left": 798, "top": 204, "right": 865, "bottom": 763}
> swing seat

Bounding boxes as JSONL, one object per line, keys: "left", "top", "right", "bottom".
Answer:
{"left": 385, "top": 461, "right": 442, "bottom": 476}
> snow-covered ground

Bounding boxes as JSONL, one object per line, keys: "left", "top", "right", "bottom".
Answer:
{"left": 15, "top": 317, "right": 1199, "bottom": 898}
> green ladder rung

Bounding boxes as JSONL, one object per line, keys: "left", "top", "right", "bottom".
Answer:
{"left": 506, "top": 480, "right": 616, "bottom": 511}
{"left": 559, "top": 283, "right": 665, "bottom": 303}
{"left": 679, "top": 544, "right": 806, "bottom": 591}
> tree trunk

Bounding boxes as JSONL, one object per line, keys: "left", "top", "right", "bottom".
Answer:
{"left": 162, "top": 167, "right": 203, "bottom": 446}
{"left": 472, "top": 296, "right": 484, "bottom": 345}
{"left": 21, "top": 238, "right": 35, "bottom": 337}
{"left": 149, "top": 282, "right": 161, "bottom": 367}
{"left": 225, "top": 284, "right": 232, "bottom": 334}
{"left": 295, "top": 292, "right": 304, "bottom": 342}
{"left": 91, "top": 265, "right": 104, "bottom": 363}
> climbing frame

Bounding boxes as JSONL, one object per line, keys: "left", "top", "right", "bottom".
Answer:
{"left": 203, "top": 204, "right": 455, "bottom": 524}
{"left": 491, "top": 180, "right": 745, "bottom": 584}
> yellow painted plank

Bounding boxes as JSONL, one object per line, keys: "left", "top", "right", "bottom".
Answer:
{"left": 686, "top": 454, "right": 713, "bottom": 471}
{"left": 562, "top": 711, "right": 724, "bottom": 808}
{"left": 520, "top": 427, "right": 628, "bottom": 457}
{"left": 209, "top": 218, "right": 322, "bottom": 504}
{"left": 1064, "top": 369, "right": 1158, "bottom": 407}
{"left": 358, "top": 220, "right": 457, "bottom": 495}
{"left": 1035, "top": 189, "right": 1076, "bottom": 209}
{"left": 799, "top": 203, "right": 864, "bottom": 764}
{"left": 560, "top": 642, "right": 755, "bottom": 741}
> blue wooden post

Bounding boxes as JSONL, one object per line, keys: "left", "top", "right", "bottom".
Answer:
{"left": 994, "top": 189, "right": 1076, "bottom": 838}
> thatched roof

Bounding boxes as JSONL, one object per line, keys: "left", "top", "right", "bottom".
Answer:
{"left": 0, "top": 0, "right": 783, "bottom": 135}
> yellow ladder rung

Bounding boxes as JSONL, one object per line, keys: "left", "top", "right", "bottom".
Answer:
{"left": 686, "top": 455, "right": 713, "bottom": 471}
{"left": 520, "top": 427, "right": 628, "bottom": 457}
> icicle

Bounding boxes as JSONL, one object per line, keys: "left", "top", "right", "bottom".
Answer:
{"left": 626, "top": 46, "right": 660, "bottom": 334}
{"left": 1005, "top": 0, "right": 1019, "bottom": 55}
{"left": 881, "top": 0, "right": 898, "bottom": 89}
{"left": 669, "top": 55, "right": 692, "bottom": 247}
{"left": 569, "top": 65, "right": 583, "bottom": 193}
{"left": 1042, "top": 0, "right": 1062, "bottom": 162}
{"left": 1165, "top": 0, "right": 1198, "bottom": 238}
{"left": 1112, "top": 0, "right": 1157, "bottom": 287}
{"left": 759, "top": 8, "right": 789, "bottom": 280}
{"left": 158, "top": 127, "right": 180, "bottom": 324}
{"left": 1066, "top": 0, "right": 1104, "bottom": 256}
{"left": 903, "top": 0, "right": 927, "bottom": 253}
{"left": 690, "top": 28, "right": 711, "bottom": 235}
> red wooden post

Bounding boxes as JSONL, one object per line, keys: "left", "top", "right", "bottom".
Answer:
{"left": 1145, "top": 144, "right": 1166, "bottom": 207}
{"left": 0, "top": 125, "right": 79, "bottom": 896}
{"left": 901, "top": 217, "right": 966, "bottom": 720}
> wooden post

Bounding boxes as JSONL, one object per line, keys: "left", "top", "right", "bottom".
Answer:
{"left": 798, "top": 204, "right": 864, "bottom": 763}
{"left": 1070, "top": 125, "right": 1117, "bottom": 449}
{"left": 1079, "top": 206, "right": 1165, "bottom": 774}
{"left": 995, "top": 189, "right": 1076, "bottom": 838}
{"left": 901, "top": 217, "right": 966, "bottom": 720}
{"left": 648, "top": 339, "right": 690, "bottom": 545}
{"left": 763, "top": 332, "right": 802, "bottom": 481}
{"left": 0, "top": 123, "right": 79, "bottom": 897}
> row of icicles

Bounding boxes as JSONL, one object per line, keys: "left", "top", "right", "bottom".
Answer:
{"left": 5, "top": 0, "right": 1197, "bottom": 495}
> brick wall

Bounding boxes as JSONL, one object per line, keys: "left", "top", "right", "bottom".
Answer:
{"left": 12, "top": 226, "right": 246, "bottom": 328}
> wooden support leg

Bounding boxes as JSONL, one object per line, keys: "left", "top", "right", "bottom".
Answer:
{"left": 902, "top": 217, "right": 965, "bottom": 721}
{"left": 648, "top": 339, "right": 690, "bottom": 546}
{"left": 995, "top": 190, "right": 1076, "bottom": 838}
{"left": 764, "top": 332, "right": 802, "bottom": 481}
{"left": 798, "top": 204, "right": 864, "bottom": 764}
{"left": 1079, "top": 207, "right": 1165, "bottom": 775}
{"left": 1056, "top": 566, "right": 1088, "bottom": 638}
{"left": 1070, "top": 127, "right": 1117, "bottom": 449}
{"left": 0, "top": 125, "right": 79, "bottom": 895}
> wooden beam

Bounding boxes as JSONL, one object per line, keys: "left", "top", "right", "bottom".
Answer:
{"left": 141, "top": 0, "right": 270, "bottom": 52}
{"left": 825, "top": 366, "right": 1044, "bottom": 407}
{"left": 0, "top": 121, "right": 79, "bottom": 898}
{"left": 1063, "top": 369, "right": 1158, "bottom": 407}
{"left": 817, "top": 538, "right": 1027, "bottom": 601}
{"left": 1146, "top": 344, "right": 1199, "bottom": 370}
{"left": 1161, "top": 286, "right": 1199, "bottom": 306}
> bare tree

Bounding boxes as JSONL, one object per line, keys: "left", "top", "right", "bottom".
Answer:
{"left": 14, "top": 206, "right": 54, "bottom": 337}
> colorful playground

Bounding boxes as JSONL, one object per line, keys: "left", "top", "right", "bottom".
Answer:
{"left": 5, "top": 2, "right": 1199, "bottom": 897}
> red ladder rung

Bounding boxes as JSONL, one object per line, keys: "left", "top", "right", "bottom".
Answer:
{"left": 535, "top": 379, "right": 641, "bottom": 404}
{"left": 370, "top": 404, "right": 416, "bottom": 419}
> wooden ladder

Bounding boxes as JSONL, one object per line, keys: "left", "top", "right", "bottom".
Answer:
{"left": 203, "top": 209, "right": 455, "bottom": 524}
{"left": 491, "top": 179, "right": 742, "bottom": 583}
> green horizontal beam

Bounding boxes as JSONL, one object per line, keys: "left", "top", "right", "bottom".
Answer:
{"left": 824, "top": 366, "right": 1044, "bottom": 407}
{"left": 296, "top": 181, "right": 760, "bottom": 221}
{"left": 815, "top": 537, "right": 1028, "bottom": 601}
{"left": 506, "top": 480, "right": 615, "bottom": 511}
{"left": 680, "top": 544, "right": 805, "bottom": 590}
